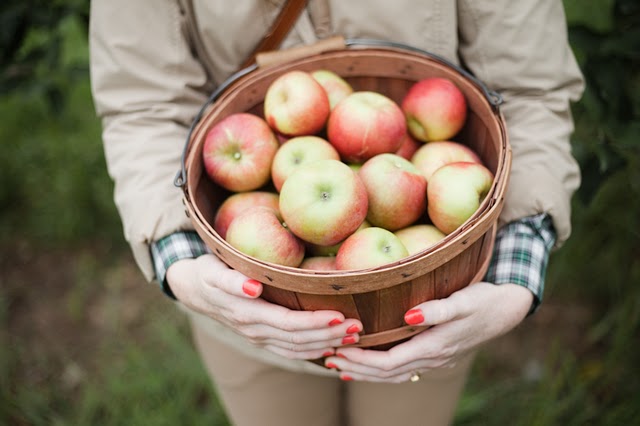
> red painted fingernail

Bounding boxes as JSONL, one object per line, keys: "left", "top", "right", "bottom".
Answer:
{"left": 404, "top": 309, "right": 424, "bottom": 325}
{"left": 336, "top": 353, "right": 347, "bottom": 359}
{"left": 322, "top": 351, "right": 334, "bottom": 357}
{"left": 242, "top": 279, "right": 261, "bottom": 297}
{"left": 346, "top": 324, "right": 361, "bottom": 334}
{"left": 341, "top": 374, "right": 354, "bottom": 381}
{"left": 329, "top": 318, "right": 343, "bottom": 326}
{"left": 342, "top": 335, "right": 357, "bottom": 345}
{"left": 326, "top": 362, "right": 338, "bottom": 369}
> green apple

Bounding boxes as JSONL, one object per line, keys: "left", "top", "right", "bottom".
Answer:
{"left": 427, "top": 161, "right": 494, "bottom": 234}
{"left": 394, "top": 224, "right": 446, "bottom": 255}
{"left": 279, "top": 159, "right": 368, "bottom": 246}
{"left": 270, "top": 135, "right": 340, "bottom": 192}
{"left": 310, "top": 69, "right": 354, "bottom": 110}
{"left": 306, "top": 220, "right": 371, "bottom": 257}
{"left": 335, "top": 227, "right": 409, "bottom": 270}
{"left": 299, "top": 256, "right": 338, "bottom": 271}
{"left": 225, "top": 206, "right": 305, "bottom": 267}
{"left": 411, "top": 140, "right": 482, "bottom": 183}
{"left": 213, "top": 191, "right": 280, "bottom": 240}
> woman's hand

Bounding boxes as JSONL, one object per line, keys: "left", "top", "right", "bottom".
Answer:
{"left": 166, "top": 254, "right": 363, "bottom": 360}
{"left": 325, "top": 282, "right": 533, "bottom": 382}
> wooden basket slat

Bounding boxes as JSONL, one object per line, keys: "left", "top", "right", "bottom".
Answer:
{"left": 182, "top": 46, "right": 511, "bottom": 349}
{"left": 351, "top": 291, "right": 380, "bottom": 333}
{"left": 377, "top": 282, "right": 413, "bottom": 332}
{"left": 293, "top": 293, "right": 361, "bottom": 321}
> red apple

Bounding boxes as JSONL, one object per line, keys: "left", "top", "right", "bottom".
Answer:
{"left": 395, "top": 132, "right": 421, "bottom": 160}
{"left": 279, "top": 159, "right": 368, "bottom": 246}
{"left": 202, "top": 113, "right": 279, "bottom": 192}
{"left": 225, "top": 206, "right": 305, "bottom": 267}
{"left": 310, "top": 69, "right": 354, "bottom": 110}
{"left": 335, "top": 227, "right": 409, "bottom": 271}
{"left": 427, "top": 162, "right": 494, "bottom": 234}
{"left": 394, "top": 224, "right": 446, "bottom": 255}
{"left": 299, "top": 256, "right": 338, "bottom": 271}
{"left": 401, "top": 77, "right": 468, "bottom": 142}
{"left": 213, "top": 191, "right": 280, "bottom": 240}
{"left": 263, "top": 70, "right": 330, "bottom": 136}
{"left": 358, "top": 153, "right": 427, "bottom": 231}
{"left": 306, "top": 220, "right": 370, "bottom": 257}
{"left": 411, "top": 140, "right": 482, "bottom": 183}
{"left": 327, "top": 91, "right": 407, "bottom": 163}
{"left": 270, "top": 135, "right": 340, "bottom": 192}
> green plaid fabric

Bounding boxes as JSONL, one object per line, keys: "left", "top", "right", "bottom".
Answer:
{"left": 150, "top": 230, "right": 211, "bottom": 300}
{"left": 151, "top": 214, "right": 556, "bottom": 311}
{"left": 484, "top": 213, "right": 556, "bottom": 314}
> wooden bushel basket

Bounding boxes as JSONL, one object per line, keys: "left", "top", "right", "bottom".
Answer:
{"left": 176, "top": 37, "right": 512, "bottom": 351}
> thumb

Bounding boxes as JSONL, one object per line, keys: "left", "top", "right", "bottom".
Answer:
{"left": 404, "top": 298, "right": 461, "bottom": 326}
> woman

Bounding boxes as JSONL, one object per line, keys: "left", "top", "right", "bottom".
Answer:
{"left": 89, "top": 1, "right": 584, "bottom": 424}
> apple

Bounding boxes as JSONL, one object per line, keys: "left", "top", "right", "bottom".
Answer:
{"left": 310, "top": 69, "right": 354, "bottom": 110}
{"left": 427, "top": 162, "right": 494, "bottom": 234}
{"left": 263, "top": 70, "right": 330, "bottom": 136}
{"left": 299, "top": 256, "right": 338, "bottom": 271}
{"left": 395, "top": 132, "right": 421, "bottom": 161}
{"left": 411, "top": 140, "right": 482, "bottom": 183}
{"left": 335, "top": 227, "right": 409, "bottom": 271}
{"left": 270, "top": 135, "right": 340, "bottom": 192}
{"left": 401, "top": 77, "right": 468, "bottom": 142}
{"left": 279, "top": 159, "right": 368, "bottom": 246}
{"left": 213, "top": 191, "right": 280, "bottom": 240}
{"left": 306, "top": 220, "right": 370, "bottom": 257}
{"left": 327, "top": 91, "right": 407, "bottom": 163}
{"left": 202, "top": 113, "right": 279, "bottom": 192}
{"left": 225, "top": 206, "right": 305, "bottom": 267}
{"left": 394, "top": 224, "right": 446, "bottom": 255}
{"left": 358, "top": 153, "right": 427, "bottom": 231}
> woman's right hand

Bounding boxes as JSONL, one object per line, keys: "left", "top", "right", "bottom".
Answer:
{"left": 166, "top": 253, "right": 362, "bottom": 360}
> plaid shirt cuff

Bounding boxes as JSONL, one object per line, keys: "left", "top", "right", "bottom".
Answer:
{"left": 484, "top": 213, "right": 557, "bottom": 315}
{"left": 150, "top": 231, "right": 211, "bottom": 299}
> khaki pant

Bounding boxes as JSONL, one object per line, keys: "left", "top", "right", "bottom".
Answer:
{"left": 191, "top": 322, "right": 474, "bottom": 426}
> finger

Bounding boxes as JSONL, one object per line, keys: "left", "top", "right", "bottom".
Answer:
{"left": 241, "top": 321, "right": 362, "bottom": 349}
{"left": 404, "top": 292, "right": 472, "bottom": 327}
{"left": 334, "top": 329, "right": 457, "bottom": 371}
{"left": 262, "top": 344, "right": 338, "bottom": 361}
{"left": 240, "top": 300, "right": 361, "bottom": 333}
{"left": 197, "top": 254, "right": 263, "bottom": 298}
{"left": 325, "top": 355, "right": 417, "bottom": 379}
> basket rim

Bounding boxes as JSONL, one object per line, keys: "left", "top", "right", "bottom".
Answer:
{"left": 181, "top": 43, "right": 512, "bottom": 294}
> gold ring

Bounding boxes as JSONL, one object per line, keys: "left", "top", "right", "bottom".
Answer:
{"left": 409, "top": 372, "right": 421, "bottom": 383}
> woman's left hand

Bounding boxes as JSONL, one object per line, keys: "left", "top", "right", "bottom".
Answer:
{"left": 326, "top": 282, "right": 533, "bottom": 383}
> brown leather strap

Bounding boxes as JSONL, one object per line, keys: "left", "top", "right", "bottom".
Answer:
{"left": 239, "top": 0, "right": 309, "bottom": 69}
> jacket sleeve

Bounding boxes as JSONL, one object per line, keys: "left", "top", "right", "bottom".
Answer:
{"left": 457, "top": 0, "right": 585, "bottom": 247}
{"left": 89, "top": 0, "right": 210, "bottom": 281}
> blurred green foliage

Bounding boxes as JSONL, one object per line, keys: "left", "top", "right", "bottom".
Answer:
{"left": 1, "top": 0, "right": 89, "bottom": 109}
{"left": 0, "top": 2, "right": 123, "bottom": 246}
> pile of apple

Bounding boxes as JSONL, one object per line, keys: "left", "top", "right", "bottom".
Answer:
{"left": 202, "top": 69, "right": 494, "bottom": 271}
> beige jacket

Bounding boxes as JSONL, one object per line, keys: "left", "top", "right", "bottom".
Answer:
{"left": 89, "top": 0, "right": 584, "bottom": 286}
